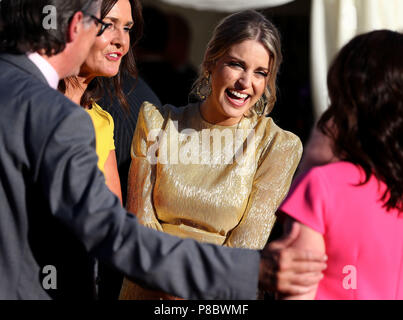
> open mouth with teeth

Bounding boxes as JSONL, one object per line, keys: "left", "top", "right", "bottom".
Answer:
{"left": 225, "top": 89, "right": 250, "bottom": 107}
{"left": 106, "top": 53, "right": 122, "bottom": 61}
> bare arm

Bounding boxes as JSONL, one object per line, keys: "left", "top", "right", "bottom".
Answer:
{"left": 258, "top": 220, "right": 327, "bottom": 296}
{"left": 104, "top": 150, "right": 122, "bottom": 204}
{"left": 277, "top": 215, "right": 326, "bottom": 300}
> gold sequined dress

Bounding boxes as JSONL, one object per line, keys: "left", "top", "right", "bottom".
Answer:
{"left": 120, "top": 102, "right": 302, "bottom": 299}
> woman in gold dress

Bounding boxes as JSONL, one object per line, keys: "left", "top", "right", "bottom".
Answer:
{"left": 120, "top": 10, "right": 303, "bottom": 299}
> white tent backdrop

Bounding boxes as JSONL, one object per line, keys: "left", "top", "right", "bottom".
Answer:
{"left": 157, "top": 0, "right": 294, "bottom": 12}
{"left": 311, "top": 0, "right": 403, "bottom": 119}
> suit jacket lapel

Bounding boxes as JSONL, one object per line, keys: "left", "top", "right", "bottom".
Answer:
{"left": 0, "top": 53, "right": 49, "bottom": 85}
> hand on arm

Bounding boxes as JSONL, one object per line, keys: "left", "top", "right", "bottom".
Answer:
{"left": 258, "top": 220, "right": 327, "bottom": 298}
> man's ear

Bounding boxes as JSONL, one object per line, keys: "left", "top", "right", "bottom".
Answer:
{"left": 66, "top": 11, "right": 84, "bottom": 43}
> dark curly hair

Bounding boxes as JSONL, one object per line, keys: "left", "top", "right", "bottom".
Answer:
{"left": 0, "top": 0, "right": 100, "bottom": 55}
{"left": 318, "top": 30, "right": 403, "bottom": 211}
{"left": 59, "top": 0, "right": 143, "bottom": 112}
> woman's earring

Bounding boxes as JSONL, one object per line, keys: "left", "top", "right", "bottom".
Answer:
{"left": 255, "top": 95, "right": 267, "bottom": 116}
{"left": 196, "top": 72, "right": 212, "bottom": 100}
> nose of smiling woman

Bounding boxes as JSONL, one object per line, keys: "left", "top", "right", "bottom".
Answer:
{"left": 110, "top": 26, "right": 128, "bottom": 51}
{"left": 237, "top": 71, "right": 252, "bottom": 89}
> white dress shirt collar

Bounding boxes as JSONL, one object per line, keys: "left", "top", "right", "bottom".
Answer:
{"left": 26, "top": 52, "right": 60, "bottom": 90}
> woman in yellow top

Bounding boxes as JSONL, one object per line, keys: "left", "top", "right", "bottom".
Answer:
{"left": 85, "top": 102, "right": 116, "bottom": 176}
{"left": 120, "top": 10, "right": 303, "bottom": 299}
{"left": 61, "top": 0, "right": 142, "bottom": 203}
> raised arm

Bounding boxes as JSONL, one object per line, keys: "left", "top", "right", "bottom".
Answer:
{"left": 38, "top": 106, "right": 261, "bottom": 299}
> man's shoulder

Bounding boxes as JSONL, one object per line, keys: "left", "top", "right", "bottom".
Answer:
{"left": 0, "top": 61, "right": 91, "bottom": 142}
{"left": 0, "top": 60, "right": 80, "bottom": 116}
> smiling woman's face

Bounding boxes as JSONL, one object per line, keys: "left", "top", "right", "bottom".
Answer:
{"left": 79, "top": 0, "right": 133, "bottom": 79}
{"left": 202, "top": 39, "right": 271, "bottom": 126}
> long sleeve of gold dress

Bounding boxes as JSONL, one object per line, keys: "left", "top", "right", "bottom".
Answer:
{"left": 119, "top": 102, "right": 302, "bottom": 299}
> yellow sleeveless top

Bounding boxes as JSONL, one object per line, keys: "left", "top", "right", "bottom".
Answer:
{"left": 86, "top": 102, "right": 115, "bottom": 173}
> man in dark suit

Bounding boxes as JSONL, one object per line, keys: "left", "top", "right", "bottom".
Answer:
{"left": 0, "top": 0, "right": 327, "bottom": 300}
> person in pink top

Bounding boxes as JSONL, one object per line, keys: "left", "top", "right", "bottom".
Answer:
{"left": 278, "top": 30, "right": 403, "bottom": 300}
